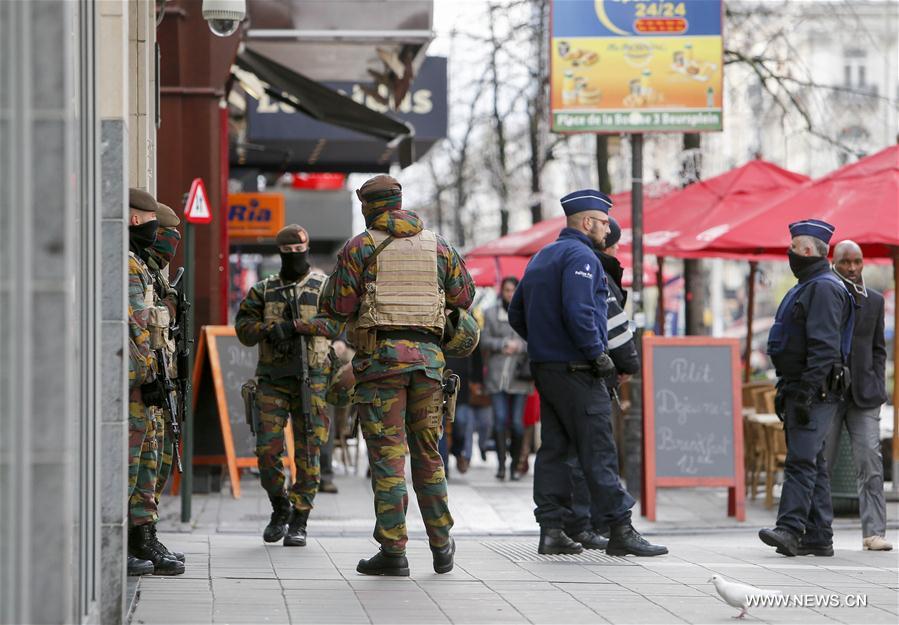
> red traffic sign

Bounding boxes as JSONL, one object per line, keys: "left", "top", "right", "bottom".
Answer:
{"left": 184, "top": 178, "right": 213, "bottom": 224}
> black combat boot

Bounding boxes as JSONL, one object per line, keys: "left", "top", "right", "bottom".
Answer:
{"left": 356, "top": 550, "right": 410, "bottom": 576}
{"left": 431, "top": 537, "right": 455, "bottom": 574}
{"left": 759, "top": 527, "right": 799, "bottom": 557}
{"left": 263, "top": 495, "right": 291, "bottom": 543}
{"left": 606, "top": 524, "right": 668, "bottom": 557}
{"left": 283, "top": 508, "right": 309, "bottom": 547}
{"left": 570, "top": 530, "right": 609, "bottom": 550}
{"left": 538, "top": 528, "right": 583, "bottom": 555}
{"left": 147, "top": 523, "right": 185, "bottom": 562}
{"left": 131, "top": 525, "right": 185, "bottom": 575}
{"left": 127, "top": 554, "right": 154, "bottom": 576}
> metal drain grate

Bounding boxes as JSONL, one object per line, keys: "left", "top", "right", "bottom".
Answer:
{"left": 481, "top": 540, "right": 636, "bottom": 565}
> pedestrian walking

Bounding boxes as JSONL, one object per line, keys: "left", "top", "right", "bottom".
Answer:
{"left": 319, "top": 175, "right": 476, "bottom": 576}
{"left": 446, "top": 348, "right": 491, "bottom": 473}
{"left": 826, "top": 240, "right": 892, "bottom": 551}
{"left": 564, "top": 216, "right": 640, "bottom": 550}
{"left": 760, "top": 219, "right": 855, "bottom": 557}
{"left": 481, "top": 277, "right": 532, "bottom": 481}
{"left": 235, "top": 225, "right": 342, "bottom": 547}
{"left": 126, "top": 189, "right": 184, "bottom": 576}
{"left": 508, "top": 189, "right": 666, "bottom": 557}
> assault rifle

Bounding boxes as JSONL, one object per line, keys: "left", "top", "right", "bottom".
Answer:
{"left": 166, "top": 267, "right": 192, "bottom": 473}
{"left": 276, "top": 284, "right": 315, "bottom": 462}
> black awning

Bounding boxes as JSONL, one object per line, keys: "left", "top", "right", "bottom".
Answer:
{"left": 236, "top": 47, "right": 415, "bottom": 167}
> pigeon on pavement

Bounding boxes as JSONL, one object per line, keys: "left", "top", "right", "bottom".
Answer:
{"left": 709, "top": 574, "right": 784, "bottom": 619}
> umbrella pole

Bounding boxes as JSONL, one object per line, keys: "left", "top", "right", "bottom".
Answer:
{"left": 656, "top": 257, "right": 665, "bottom": 335}
{"left": 893, "top": 250, "right": 898, "bottom": 493}
{"left": 744, "top": 261, "right": 758, "bottom": 383}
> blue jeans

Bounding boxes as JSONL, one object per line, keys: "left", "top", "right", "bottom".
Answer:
{"left": 454, "top": 404, "right": 493, "bottom": 461}
{"left": 492, "top": 392, "right": 526, "bottom": 471}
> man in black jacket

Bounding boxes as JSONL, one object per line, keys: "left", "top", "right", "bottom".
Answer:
{"left": 563, "top": 217, "right": 640, "bottom": 549}
{"left": 825, "top": 240, "right": 892, "bottom": 551}
{"left": 759, "top": 220, "right": 855, "bottom": 557}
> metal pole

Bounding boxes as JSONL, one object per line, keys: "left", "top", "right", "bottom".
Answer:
{"left": 892, "top": 249, "right": 898, "bottom": 493}
{"left": 655, "top": 257, "right": 665, "bottom": 336}
{"left": 744, "top": 261, "right": 758, "bottom": 383}
{"left": 627, "top": 133, "right": 644, "bottom": 501}
{"left": 181, "top": 221, "right": 195, "bottom": 522}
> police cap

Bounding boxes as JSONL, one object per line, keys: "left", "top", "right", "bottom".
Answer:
{"left": 789, "top": 219, "right": 835, "bottom": 244}
{"left": 560, "top": 189, "right": 612, "bottom": 216}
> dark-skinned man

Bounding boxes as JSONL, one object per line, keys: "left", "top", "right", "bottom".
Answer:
{"left": 508, "top": 190, "right": 666, "bottom": 557}
{"left": 760, "top": 220, "right": 855, "bottom": 557}
{"left": 826, "top": 240, "right": 892, "bottom": 551}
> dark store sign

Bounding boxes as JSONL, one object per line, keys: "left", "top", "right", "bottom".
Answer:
{"left": 641, "top": 336, "right": 745, "bottom": 521}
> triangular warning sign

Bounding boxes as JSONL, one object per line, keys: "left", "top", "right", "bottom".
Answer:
{"left": 184, "top": 178, "right": 213, "bottom": 224}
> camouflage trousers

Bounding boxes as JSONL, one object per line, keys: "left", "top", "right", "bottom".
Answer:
{"left": 154, "top": 413, "right": 175, "bottom": 505}
{"left": 128, "top": 399, "right": 160, "bottom": 527}
{"left": 355, "top": 370, "right": 452, "bottom": 554}
{"left": 256, "top": 374, "right": 330, "bottom": 512}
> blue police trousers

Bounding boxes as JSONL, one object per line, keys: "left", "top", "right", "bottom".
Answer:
{"left": 777, "top": 398, "right": 837, "bottom": 545}
{"left": 532, "top": 363, "right": 634, "bottom": 529}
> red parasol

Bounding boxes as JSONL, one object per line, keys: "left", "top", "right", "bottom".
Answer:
{"left": 673, "top": 147, "right": 898, "bottom": 259}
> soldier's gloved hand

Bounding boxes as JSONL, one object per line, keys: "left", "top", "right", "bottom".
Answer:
{"left": 140, "top": 382, "right": 165, "bottom": 408}
{"left": 774, "top": 388, "right": 785, "bottom": 421}
{"left": 589, "top": 353, "right": 616, "bottom": 379}
{"left": 269, "top": 321, "right": 296, "bottom": 342}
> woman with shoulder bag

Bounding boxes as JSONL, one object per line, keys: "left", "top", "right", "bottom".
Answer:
{"left": 481, "top": 277, "right": 533, "bottom": 480}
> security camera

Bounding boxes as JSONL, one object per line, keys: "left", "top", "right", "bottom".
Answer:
{"left": 202, "top": 0, "right": 246, "bottom": 37}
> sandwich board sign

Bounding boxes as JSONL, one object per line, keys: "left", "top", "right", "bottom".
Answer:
{"left": 184, "top": 177, "right": 213, "bottom": 224}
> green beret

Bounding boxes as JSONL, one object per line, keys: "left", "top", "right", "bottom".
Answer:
{"left": 129, "top": 188, "right": 157, "bottom": 213}
{"left": 276, "top": 224, "right": 309, "bottom": 247}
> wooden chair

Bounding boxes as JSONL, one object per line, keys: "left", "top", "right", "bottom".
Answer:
{"left": 763, "top": 420, "right": 787, "bottom": 509}
{"left": 743, "top": 417, "right": 768, "bottom": 499}
{"left": 742, "top": 381, "right": 772, "bottom": 412}
{"left": 334, "top": 405, "right": 361, "bottom": 475}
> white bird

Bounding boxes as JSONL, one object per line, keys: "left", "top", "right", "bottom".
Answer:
{"left": 709, "top": 574, "right": 784, "bottom": 619}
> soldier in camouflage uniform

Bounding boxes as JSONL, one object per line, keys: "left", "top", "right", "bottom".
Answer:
{"left": 235, "top": 224, "right": 342, "bottom": 547}
{"left": 143, "top": 216, "right": 186, "bottom": 528}
{"left": 319, "top": 175, "right": 475, "bottom": 576}
{"left": 126, "top": 189, "right": 184, "bottom": 576}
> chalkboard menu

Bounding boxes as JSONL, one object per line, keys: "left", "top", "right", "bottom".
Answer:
{"left": 191, "top": 326, "right": 296, "bottom": 498}
{"left": 642, "top": 336, "right": 745, "bottom": 521}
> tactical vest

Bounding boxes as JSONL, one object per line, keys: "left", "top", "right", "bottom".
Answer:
{"left": 767, "top": 271, "right": 854, "bottom": 373}
{"left": 259, "top": 271, "right": 330, "bottom": 372}
{"left": 353, "top": 228, "right": 446, "bottom": 336}
{"left": 129, "top": 251, "right": 174, "bottom": 366}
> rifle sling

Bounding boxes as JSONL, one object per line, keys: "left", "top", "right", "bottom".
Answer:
{"left": 363, "top": 234, "right": 396, "bottom": 270}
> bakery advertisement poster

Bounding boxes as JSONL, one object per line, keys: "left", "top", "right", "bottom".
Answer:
{"left": 550, "top": 0, "right": 723, "bottom": 133}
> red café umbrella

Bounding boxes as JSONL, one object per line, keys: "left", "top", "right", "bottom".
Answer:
{"left": 676, "top": 146, "right": 898, "bottom": 259}
{"left": 643, "top": 159, "right": 810, "bottom": 257}
{"left": 467, "top": 192, "right": 662, "bottom": 287}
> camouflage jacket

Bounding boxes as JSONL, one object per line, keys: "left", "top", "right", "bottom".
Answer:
{"left": 235, "top": 271, "right": 343, "bottom": 380}
{"left": 319, "top": 208, "right": 475, "bottom": 383}
{"left": 128, "top": 251, "right": 158, "bottom": 390}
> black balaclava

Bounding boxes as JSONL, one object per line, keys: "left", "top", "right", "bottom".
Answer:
{"left": 129, "top": 219, "right": 159, "bottom": 256}
{"left": 279, "top": 250, "right": 310, "bottom": 281}
{"left": 788, "top": 249, "right": 822, "bottom": 278}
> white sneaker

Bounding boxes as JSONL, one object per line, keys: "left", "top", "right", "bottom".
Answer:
{"left": 862, "top": 535, "right": 893, "bottom": 551}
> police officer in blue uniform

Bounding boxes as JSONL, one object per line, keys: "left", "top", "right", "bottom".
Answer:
{"left": 509, "top": 190, "right": 667, "bottom": 557}
{"left": 760, "top": 219, "right": 855, "bottom": 557}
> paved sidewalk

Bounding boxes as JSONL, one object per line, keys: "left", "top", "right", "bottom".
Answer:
{"left": 134, "top": 457, "right": 899, "bottom": 624}
{"left": 131, "top": 531, "right": 898, "bottom": 625}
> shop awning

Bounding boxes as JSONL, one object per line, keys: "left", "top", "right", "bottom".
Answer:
{"left": 235, "top": 47, "right": 415, "bottom": 167}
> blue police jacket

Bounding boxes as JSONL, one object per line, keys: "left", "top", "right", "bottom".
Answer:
{"left": 508, "top": 227, "right": 608, "bottom": 363}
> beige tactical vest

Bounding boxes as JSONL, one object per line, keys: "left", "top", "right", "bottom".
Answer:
{"left": 260, "top": 270, "right": 330, "bottom": 370}
{"left": 354, "top": 229, "right": 446, "bottom": 335}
